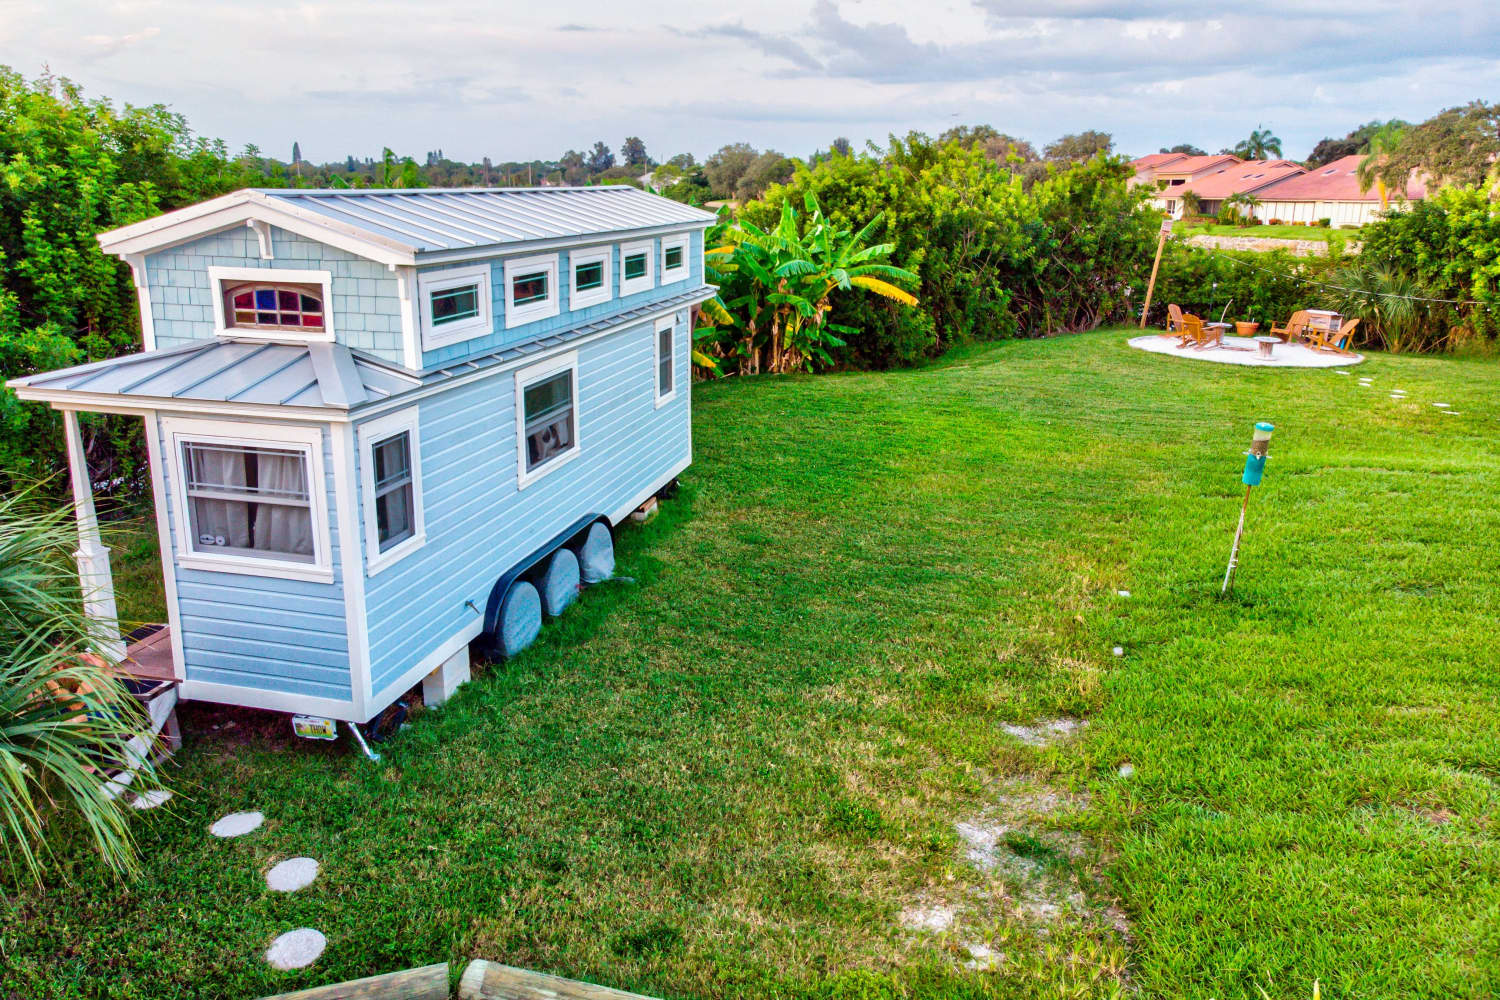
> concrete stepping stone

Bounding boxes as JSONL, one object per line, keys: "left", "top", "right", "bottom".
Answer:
{"left": 265, "top": 928, "right": 326, "bottom": 970}
{"left": 1433, "top": 402, "right": 1450, "bottom": 408}
{"left": 130, "top": 789, "right": 173, "bottom": 810}
{"left": 1335, "top": 369, "right": 1351, "bottom": 375}
{"left": 209, "top": 811, "right": 263, "bottom": 838}
{"left": 1118, "top": 763, "right": 1136, "bottom": 778}
{"left": 266, "top": 857, "right": 319, "bottom": 893}
{"left": 1116, "top": 589, "right": 1130, "bottom": 598}
{"left": 1111, "top": 645, "right": 1124, "bottom": 657}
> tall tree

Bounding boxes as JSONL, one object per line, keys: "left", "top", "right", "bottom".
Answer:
{"left": 1374, "top": 100, "right": 1500, "bottom": 193}
{"left": 704, "top": 143, "right": 759, "bottom": 199}
{"left": 587, "top": 140, "right": 614, "bottom": 173}
{"left": 1043, "top": 130, "right": 1113, "bottom": 163}
{"left": 1160, "top": 143, "right": 1206, "bottom": 156}
{"left": 291, "top": 140, "right": 301, "bottom": 164}
{"left": 1232, "top": 125, "right": 1283, "bottom": 160}
{"left": 620, "top": 136, "right": 649, "bottom": 168}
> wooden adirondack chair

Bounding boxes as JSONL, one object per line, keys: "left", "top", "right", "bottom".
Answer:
{"left": 1269, "top": 310, "right": 1310, "bottom": 343}
{"left": 1309, "top": 317, "right": 1359, "bottom": 353}
{"left": 1164, "top": 303, "right": 1185, "bottom": 336}
{"left": 1176, "top": 313, "right": 1206, "bottom": 348}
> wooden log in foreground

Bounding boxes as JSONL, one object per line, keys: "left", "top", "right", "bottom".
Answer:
{"left": 257, "top": 962, "right": 448, "bottom": 1000}
{"left": 458, "top": 960, "right": 661, "bottom": 1000}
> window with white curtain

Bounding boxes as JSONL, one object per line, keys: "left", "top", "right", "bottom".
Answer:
{"left": 181, "top": 442, "right": 315, "bottom": 562}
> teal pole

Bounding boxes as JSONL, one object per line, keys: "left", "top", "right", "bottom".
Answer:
{"left": 1222, "top": 422, "right": 1274, "bottom": 595}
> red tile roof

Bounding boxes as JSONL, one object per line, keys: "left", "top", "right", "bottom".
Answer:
{"left": 1153, "top": 154, "right": 1242, "bottom": 177}
{"left": 1256, "top": 155, "right": 1426, "bottom": 202}
{"left": 1129, "top": 152, "right": 1189, "bottom": 170}
{"left": 1168, "top": 160, "right": 1307, "bottom": 200}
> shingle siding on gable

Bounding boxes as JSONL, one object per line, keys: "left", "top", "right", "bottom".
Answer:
{"left": 144, "top": 225, "right": 406, "bottom": 365}
{"left": 418, "top": 229, "right": 704, "bottom": 369}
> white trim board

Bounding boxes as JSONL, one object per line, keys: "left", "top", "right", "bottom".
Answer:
{"left": 143, "top": 414, "right": 187, "bottom": 680}
{"left": 330, "top": 421, "right": 373, "bottom": 721}
{"left": 179, "top": 678, "right": 360, "bottom": 722}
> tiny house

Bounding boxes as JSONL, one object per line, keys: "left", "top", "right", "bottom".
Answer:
{"left": 9, "top": 187, "right": 717, "bottom": 727}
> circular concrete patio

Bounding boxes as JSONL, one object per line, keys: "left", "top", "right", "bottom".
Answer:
{"left": 1128, "top": 333, "right": 1363, "bottom": 368}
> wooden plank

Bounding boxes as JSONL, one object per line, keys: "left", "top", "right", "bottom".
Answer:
{"left": 257, "top": 962, "right": 448, "bottom": 1000}
{"left": 458, "top": 960, "right": 660, "bottom": 1000}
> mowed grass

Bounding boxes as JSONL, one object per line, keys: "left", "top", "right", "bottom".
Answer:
{"left": 4, "top": 329, "right": 1497, "bottom": 999}
{"left": 1174, "top": 222, "right": 1361, "bottom": 243}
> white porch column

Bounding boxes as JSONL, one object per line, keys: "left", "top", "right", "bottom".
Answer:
{"left": 62, "top": 409, "right": 126, "bottom": 662}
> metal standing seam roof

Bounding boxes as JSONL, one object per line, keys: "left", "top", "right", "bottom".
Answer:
{"left": 254, "top": 186, "right": 718, "bottom": 255}
{"left": 7, "top": 340, "right": 417, "bottom": 410}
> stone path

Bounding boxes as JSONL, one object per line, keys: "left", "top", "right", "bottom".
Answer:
{"left": 207, "top": 808, "right": 326, "bottom": 970}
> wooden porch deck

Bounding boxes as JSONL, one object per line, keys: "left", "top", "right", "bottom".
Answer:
{"left": 119, "top": 626, "right": 176, "bottom": 683}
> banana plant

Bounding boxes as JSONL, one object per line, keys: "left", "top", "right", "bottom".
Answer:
{"left": 702, "top": 194, "right": 918, "bottom": 374}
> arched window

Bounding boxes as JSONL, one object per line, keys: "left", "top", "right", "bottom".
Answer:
{"left": 224, "top": 282, "right": 326, "bottom": 332}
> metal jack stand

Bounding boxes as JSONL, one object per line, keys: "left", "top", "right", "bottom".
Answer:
{"left": 1222, "top": 422, "right": 1275, "bottom": 596}
{"left": 346, "top": 721, "right": 381, "bottom": 762}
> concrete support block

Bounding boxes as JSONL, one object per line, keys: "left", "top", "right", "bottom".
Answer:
{"left": 422, "top": 645, "right": 471, "bottom": 707}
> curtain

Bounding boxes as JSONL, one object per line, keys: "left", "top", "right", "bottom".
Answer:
{"left": 190, "top": 448, "right": 251, "bottom": 549}
{"left": 253, "top": 452, "right": 314, "bottom": 556}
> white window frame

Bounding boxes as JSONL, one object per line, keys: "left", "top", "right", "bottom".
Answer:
{"left": 208, "top": 266, "right": 335, "bottom": 343}
{"left": 503, "top": 253, "right": 561, "bottom": 330}
{"left": 619, "top": 239, "right": 655, "bottom": 297}
{"left": 659, "top": 233, "right": 690, "bottom": 286}
{"left": 568, "top": 245, "right": 613, "bottom": 310}
{"left": 514, "top": 350, "right": 580, "bottom": 489}
{"left": 357, "top": 406, "right": 425, "bottom": 575}
{"left": 162, "top": 416, "right": 333, "bottom": 584}
{"left": 418, "top": 263, "right": 493, "bottom": 351}
{"left": 653, "top": 315, "right": 677, "bottom": 408}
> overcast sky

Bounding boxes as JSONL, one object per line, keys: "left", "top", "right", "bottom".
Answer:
{"left": 4, "top": 1, "right": 1498, "bottom": 166}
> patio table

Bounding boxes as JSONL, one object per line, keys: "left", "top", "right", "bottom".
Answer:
{"left": 1254, "top": 335, "right": 1279, "bottom": 359}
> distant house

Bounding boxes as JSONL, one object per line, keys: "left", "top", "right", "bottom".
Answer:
{"left": 1128, "top": 152, "right": 1189, "bottom": 188}
{"left": 1151, "top": 159, "right": 1307, "bottom": 219}
{"left": 1253, "top": 154, "right": 1426, "bottom": 226}
{"left": 1133, "top": 153, "right": 1243, "bottom": 192}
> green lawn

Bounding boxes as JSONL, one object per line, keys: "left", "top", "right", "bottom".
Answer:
{"left": 6, "top": 330, "right": 1497, "bottom": 1000}
{"left": 1174, "top": 222, "right": 1361, "bottom": 243}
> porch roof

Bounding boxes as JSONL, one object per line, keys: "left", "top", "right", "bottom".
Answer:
{"left": 6, "top": 339, "right": 418, "bottom": 414}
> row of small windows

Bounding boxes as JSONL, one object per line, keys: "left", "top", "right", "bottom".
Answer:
{"left": 418, "top": 237, "right": 690, "bottom": 351}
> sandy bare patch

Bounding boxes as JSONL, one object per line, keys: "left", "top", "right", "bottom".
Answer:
{"left": 1002, "top": 717, "right": 1086, "bottom": 746}
{"left": 900, "top": 902, "right": 956, "bottom": 933}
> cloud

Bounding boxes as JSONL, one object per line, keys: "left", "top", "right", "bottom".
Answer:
{"left": 80, "top": 25, "right": 160, "bottom": 58}
{"left": 690, "top": 22, "right": 823, "bottom": 71}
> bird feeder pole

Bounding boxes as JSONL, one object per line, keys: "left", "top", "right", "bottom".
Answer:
{"left": 1222, "top": 422, "right": 1274, "bottom": 595}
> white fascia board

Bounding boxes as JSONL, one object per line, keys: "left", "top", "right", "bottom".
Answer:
{"left": 8, "top": 386, "right": 355, "bottom": 422}
{"left": 99, "top": 193, "right": 416, "bottom": 268}
{"left": 413, "top": 220, "right": 712, "bottom": 267}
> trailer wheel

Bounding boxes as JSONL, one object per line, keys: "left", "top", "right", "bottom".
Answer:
{"left": 497, "top": 580, "right": 542, "bottom": 658}
{"left": 540, "top": 547, "right": 580, "bottom": 617}
{"left": 578, "top": 521, "right": 615, "bottom": 585}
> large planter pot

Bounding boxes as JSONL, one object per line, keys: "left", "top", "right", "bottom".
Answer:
{"left": 1235, "top": 321, "right": 1261, "bottom": 337}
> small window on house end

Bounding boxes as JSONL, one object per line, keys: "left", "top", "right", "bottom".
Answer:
{"left": 225, "top": 283, "right": 324, "bottom": 332}
{"left": 657, "top": 324, "right": 674, "bottom": 400}
{"left": 512, "top": 270, "right": 549, "bottom": 306}
{"left": 663, "top": 245, "right": 683, "bottom": 271}
{"left": 523, "top": 370, "right": 576, "bottom": 473}
{"left": 623, "top": 252, "right": 648, "bottom": 282}
{"left": 430, "top": 284, "right": 480, "bottom": 326}
{"left": 371, "top": 431, "right": 414, "bottom": 550}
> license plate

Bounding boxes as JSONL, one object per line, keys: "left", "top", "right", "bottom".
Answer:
{"left": 291, "top": 715, "right": 338, "bottom": 740}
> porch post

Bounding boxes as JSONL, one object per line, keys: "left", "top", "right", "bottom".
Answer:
{"left": 61, "top": 409, "right": 126, "bottom": 661}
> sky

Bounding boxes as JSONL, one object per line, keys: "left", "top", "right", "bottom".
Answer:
{"left": 3, "top": 1, "right": 1498, "bottom": 166}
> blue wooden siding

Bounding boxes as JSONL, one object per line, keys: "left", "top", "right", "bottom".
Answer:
{"left": 359, "top": 309, "right": 692, "bottom": 700}
{"left": 419, "top": 229, "right": 703, "bottom": 369}
{"left": 144, "top": 226, "right": 406, "bottom": 364}
{"left": 153, "top": 415, "right": 353, "bottom": 703}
